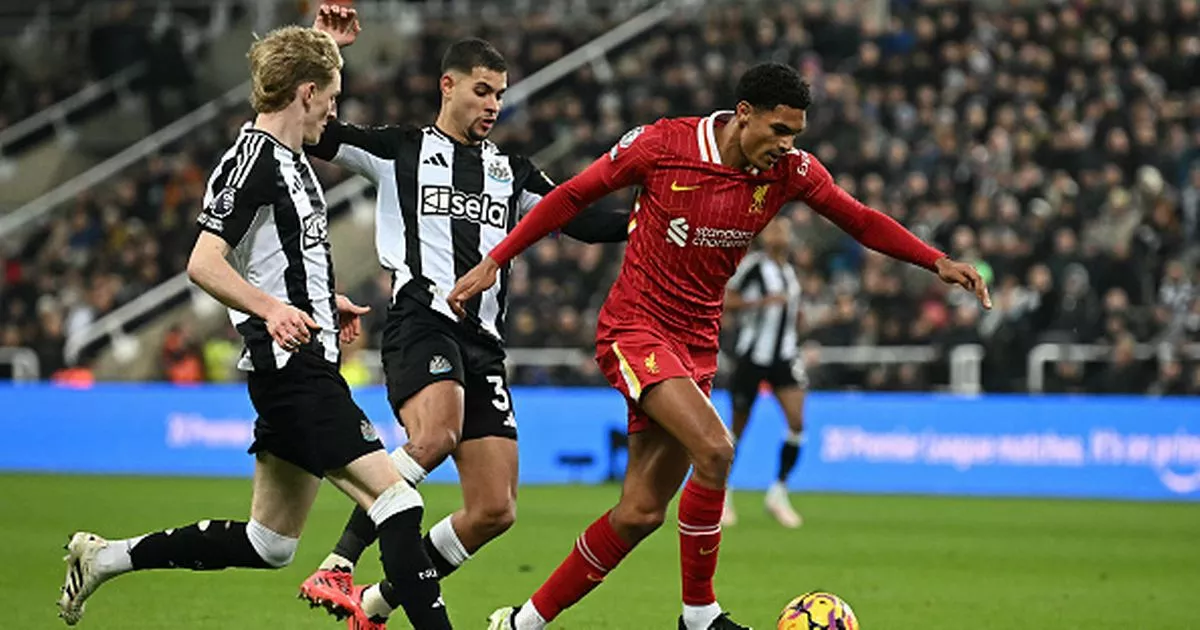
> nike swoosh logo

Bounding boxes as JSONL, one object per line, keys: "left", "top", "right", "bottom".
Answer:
{"left": 671, "top": 180, "right": 701, "bottom": 192}
{"left": 585, "top": 573, "right": 605, "bottom": 582}
{"left": 699, "top": 546, "right": 719, "bottom": 556}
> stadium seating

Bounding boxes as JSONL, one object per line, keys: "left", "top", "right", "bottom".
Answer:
{"left": 2, "top": 0, "right": 1198, "bottom": 393}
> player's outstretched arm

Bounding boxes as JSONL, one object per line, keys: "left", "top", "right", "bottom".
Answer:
{"left": 447, "top": 154, "right": 629, "bottom": 315}
{"left": 306, "top": 4, "right": 406, "bottom": 176}
{"left": 560, "top": 207, "right": 632, "bottom": 243}
{"left": 801, "top": 159, "right": 991, "bottom": 309}
{"left": 514, "top": 159, "right": 631, "bottom": 244}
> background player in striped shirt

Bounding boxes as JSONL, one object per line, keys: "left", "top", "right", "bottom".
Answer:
{"left": 297, "top": 5, "right": 630, "bottom": 621}
{"left": 56, "top": 23, "right": 450, "bottom": 630}
{"left": 723, "top": 215, "right": 806, "bottom": 529}
{"left": 452, "top": 61, "right": 990, "bottom": 630}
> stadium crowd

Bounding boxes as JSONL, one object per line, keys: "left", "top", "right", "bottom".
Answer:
{"left": 2, "top": 0, "right": 1199, "bottom": 394}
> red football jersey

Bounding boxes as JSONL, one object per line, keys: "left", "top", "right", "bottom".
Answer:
{"left": 490, "top": 111, "right": 945, "bottom": 350}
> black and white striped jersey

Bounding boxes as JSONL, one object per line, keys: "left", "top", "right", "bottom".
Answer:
{"left": 196, "top": 126, "right": 338, "bottom": 371}
{"left": 307, "top": 120, "right": 628, "bottom": 342}
{"left": 728, "top": 251, "right": 802, "bottom": 367}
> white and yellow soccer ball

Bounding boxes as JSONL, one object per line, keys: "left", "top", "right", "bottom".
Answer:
{"left": 777, "top": 591, "right": 859, "bottom": 630}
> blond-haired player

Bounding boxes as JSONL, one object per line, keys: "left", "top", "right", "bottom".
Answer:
{"left": 55, "top": 23, "right": 451, "bottom": 630}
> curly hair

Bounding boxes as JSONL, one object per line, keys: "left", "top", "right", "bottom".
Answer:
{"left": 735, "top": 62, "right": 812, "bottom": 111}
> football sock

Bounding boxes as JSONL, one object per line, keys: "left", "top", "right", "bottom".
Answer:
{"left": 529, "top": 510, "right": 632, "bottom": 622}
{"left": 331, "top": 505, "right": 377, "bottom": 565}
{"left": 94, "top": 536, "right": 142, "bottom": 576}
{"left": 329, "top": 449, "right": 428, "bottom": 566}
{"left": 778, "top": 430, "right": 803, "bottom": 483}
{"left": 318, "top": 553, "right": 353, "bottom": 572}
{"left": 425, "top": 515, "right": 471, "bottom": 578}
{"left": 682, "top": 602, "right": 723, "bottom": 630}
{"left": 513, "top": 599, "right": 548, "bottom": 630}
{"left": 678, "top": 477, "right": 724, "bottom": 607}
{"left": 371, "top": 483, "right": 451, "bottom": 629}
{"left": 127, "top": 519, "right": 293, "bottom": 571}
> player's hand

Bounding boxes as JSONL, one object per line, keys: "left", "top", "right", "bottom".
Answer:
{"left": 934, "top": 257, "right": 992, "bottom": 309}
{"left": 447, "top": 257, "right": 501, "bottom": 318}
{"left": 313, "top": 3, "right": 361, "bottom": 47}
{"left": 335, "top": 294, "right": 371, "bottom": 344}
{"left": 759, "top": 294, "right": 788, "bottom": 307}
{"left": 266, "top": 302, "right": 319, "bottom": 352}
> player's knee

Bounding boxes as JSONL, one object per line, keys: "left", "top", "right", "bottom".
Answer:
{"left": 465, "top": 499, "right": 517, "bottom": 539}
{"left": 407, "top": 424, "right": 461, "bottom": 462}
{"left": 246, "top": 519, "right": 299, "bottom": 568}
{"left": 691, "top": 439, "right": 735, "bottom": 484}
{"left": 612, "top": 503, "right": 667, "bottom": 542}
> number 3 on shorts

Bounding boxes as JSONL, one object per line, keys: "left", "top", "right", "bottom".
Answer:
{"left": 486, "top": 375, "right": 511, "bottom": 412}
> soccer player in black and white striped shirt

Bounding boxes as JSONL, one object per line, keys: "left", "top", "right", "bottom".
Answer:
{"left": 296, "top": 6, "right": 631, "bottom": 617}
{"left": 723, "top": 214, "right": 806, "bottom": 528}
{"left": 57, "top": 21, "right": 450, "bottom": 630}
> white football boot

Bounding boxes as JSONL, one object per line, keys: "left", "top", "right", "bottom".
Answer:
{"left": 764, "top": 482, "right": 802, "bottom": 528}
{"left": 486, "top": 606, "right": 520, "bottom": 629}
{"left": 57, "top": 532, "right": 115, "bottom": 625}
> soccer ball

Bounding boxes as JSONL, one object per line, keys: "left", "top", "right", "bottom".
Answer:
{"left": 777, "top": 591, "right": 859, "bottom": 630}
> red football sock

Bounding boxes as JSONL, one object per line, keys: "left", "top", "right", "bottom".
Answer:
{"left": 678, "top": 477, "right": 724, "bottom": 606}
{"left": 529, "top": 510, "right": 632, "bottom": 621}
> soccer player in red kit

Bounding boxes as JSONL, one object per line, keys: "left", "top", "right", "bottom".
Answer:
{"left": 450, "top": 62, "right": 991, "bottom": 630}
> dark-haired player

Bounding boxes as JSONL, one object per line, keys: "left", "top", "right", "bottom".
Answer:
{"left": 451, "top": 61, "right": 991, "bottom": 630}
{"left": 297, "top": 6, "right": 629, "bottom": 625}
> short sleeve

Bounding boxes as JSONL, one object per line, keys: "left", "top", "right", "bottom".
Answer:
{"left": 196, "top": 153, "right": 273, "bottom": 248}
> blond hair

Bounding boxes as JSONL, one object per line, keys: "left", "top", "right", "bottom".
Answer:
{"left": 247, "top": 26, "right": 342, "bottom": 114}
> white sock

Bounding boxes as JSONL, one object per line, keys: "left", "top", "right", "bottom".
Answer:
{"left": 390, "top": 447, "right": 428, "bottom": 486}
{"left": 429, "top": 516, "right": 471, "bottom": 568}
{"left": 362, "top": 583, "right": 393, "bottom": 620}
{"left": 514, "top": 599, "right": 548, "bottom": 630}
{"left": 94, "top": 536, "right": 143, "bottom": 576}
{"left": 319, "top": 552, "right": 353, "bottom": 572}
{"left": 682, "top": 602, "right": 722, "bottom": 629}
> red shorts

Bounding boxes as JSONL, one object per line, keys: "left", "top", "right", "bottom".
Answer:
{"left": 595, "top": 327, "right": 718, "bottom": 434}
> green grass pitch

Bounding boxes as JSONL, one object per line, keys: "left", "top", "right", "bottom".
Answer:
{"left": 4, "top": 474, "right": 1199, "bottom": 629}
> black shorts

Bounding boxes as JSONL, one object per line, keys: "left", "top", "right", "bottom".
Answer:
{"left": 380, "top": 295, "right": 517, "bottom": 442}
{"left": 246, "top": 351, "right": 384, "bottom": 477}
{"left": 730, "top": 357, "right": 808, "bottom": 414}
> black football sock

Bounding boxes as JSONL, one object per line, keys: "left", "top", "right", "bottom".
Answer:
{"left": 331, "top": 505, "right": 379, "bottom": 565}
{"left": 128, "top": 520, "right": 278, "bottom": 571}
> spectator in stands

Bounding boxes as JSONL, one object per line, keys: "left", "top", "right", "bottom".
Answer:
{"left": 5, "top": 0, "right": 1200, "bottom": 393}
{"left": 1148, "top": 358, "right": 1189, "bottom": 396}
{"left": 202, "top": 327, "right": 240, "bottom": 383}
{"left": 1091, "top": 334, "right": 1149, "bottom": 394}
{"left": 161, "top": 323, "right": 203, "bottom": 384}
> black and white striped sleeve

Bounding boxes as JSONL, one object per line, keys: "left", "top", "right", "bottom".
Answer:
{"left": 196, "top": 141, "right": 273, "bottom": 248}
{"left": 305, "top": 119, "right": 401, "bottom": 182}
{"left": 515, "top": 157, "right": 630, "bottom": 243}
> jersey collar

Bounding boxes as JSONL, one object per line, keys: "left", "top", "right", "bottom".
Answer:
{"left": 243, "top": 124, "right": 298, "bottom": 157}
{"left": 696, "top": 111, "right": 761, "bottom": 175}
